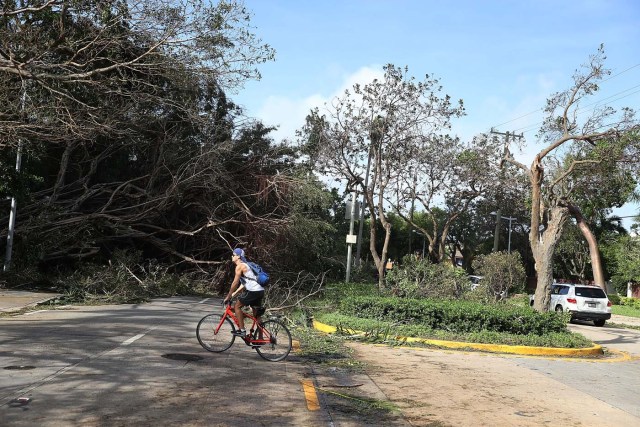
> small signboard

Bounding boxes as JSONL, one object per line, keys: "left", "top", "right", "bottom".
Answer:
{"left": 346, "top": 234, "right": 357, "bottom": 244}
{"left": 344, "top": 201, "right": 360, "bottom": 220}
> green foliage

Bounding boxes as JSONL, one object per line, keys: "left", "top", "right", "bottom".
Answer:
{"left": 472, "top": 251, "right": 526, "bottom": 299}
{"left": 608, "top": 293, "right": 621, "bottom": 305}
{"left": 608, "top": 236, "right": 640, "bottom": 291}
{"left": 619, "top": 296, "right": 640, "bottom": 310}
{"left": 385, "top": 255, "right": 468, "bottom": 298}
{"left": 337, "top": 295, "right": 568, "bottom": 335}
{"left": 320, "top": 281, "right": 381, "bottom": 305}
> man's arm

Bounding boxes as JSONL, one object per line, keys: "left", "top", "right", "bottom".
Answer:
{"left": 225, "top": 264, "right": 244, "bottom": 302}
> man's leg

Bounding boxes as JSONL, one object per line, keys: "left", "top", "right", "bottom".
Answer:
{"left": 234, "top": 300, "right": 246, "bottom": 335}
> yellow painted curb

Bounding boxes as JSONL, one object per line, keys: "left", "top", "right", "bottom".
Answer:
{"left": 300, "top": 379, "right": 320, "bottom": 411}
{"left": 312, "top": 319, "right": 603, "bottom": 357}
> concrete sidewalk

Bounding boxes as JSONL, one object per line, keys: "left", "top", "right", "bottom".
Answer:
{"left": 0, "top": 289, "right": 61, "bottom": 313}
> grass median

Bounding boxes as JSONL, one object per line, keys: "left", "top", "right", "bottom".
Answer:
{"left": 311, "top": 283, "right": 594, "bottom": 349}
{"left": 315, "top": 312, "right": 594, "bottom": 348}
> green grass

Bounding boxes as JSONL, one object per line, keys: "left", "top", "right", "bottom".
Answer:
{"left": 293, "top": 326, "right": 365, "bottom": 370}
{"left": 315, "top": 312, "right": 593, "bottom": 349}
{"left": 612, "top": 305, "right": 640, "bottom": 318}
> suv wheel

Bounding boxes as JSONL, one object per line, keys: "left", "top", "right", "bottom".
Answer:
{"left": 555, "top": 305, "right": 563, "bottom": 313}
{"left": 593, "top": 319, "right": 606, "bottom": 327}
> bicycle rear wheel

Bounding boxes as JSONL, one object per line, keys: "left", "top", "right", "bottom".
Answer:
{"left": 255, "top": 319, "right": 292, "bottom": 362}
{"left": 196, "top": 314, "right": 235, "bottom": 353}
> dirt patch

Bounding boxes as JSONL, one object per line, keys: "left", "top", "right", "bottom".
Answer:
{"left": 312, "top": 365, "right": 409, "bottom": 426}
{"left": 348, "top": 342, "right": 638, "bottom": 427}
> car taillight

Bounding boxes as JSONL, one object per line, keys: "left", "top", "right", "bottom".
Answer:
{"left": 607, "top": 300, "right": 612, "bottom": 307}
{"left": 567, "top": 298, "right": 577, "bottom": 304}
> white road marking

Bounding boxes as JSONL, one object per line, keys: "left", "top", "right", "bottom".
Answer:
{"left": 122, "top": 334, "right": 145, "bottom": 346}
{"left": 24, "top": 310, "right": 49, "bottom": 315}
{"left": 199, "top": 298, "right": 210, "bottom": 304}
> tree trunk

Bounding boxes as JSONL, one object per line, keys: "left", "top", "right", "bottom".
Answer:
{"left": 567, "top": 203, "right": 605, "bottom": 288}
{"left": 50, "top": 141, "right": 76, "bottom": 204}
{"left": 531, "top": 205, "right": 569, "bottom": 312}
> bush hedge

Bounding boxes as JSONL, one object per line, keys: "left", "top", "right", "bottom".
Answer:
{"left": 608, "top": 294, "right": 621, "bottom": 305}
{"left": 620, "top": 296, "right": 640, "bottom": 310}
{"left": 339, "top": 295, "right": 568, "bottom": 336}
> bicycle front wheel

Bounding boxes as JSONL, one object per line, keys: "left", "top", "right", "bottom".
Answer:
{"left": 196, "top": 314, "right": 235, "bottom": 353}
{"left": 256, "top": 319, "right": 292, "bottom": 362}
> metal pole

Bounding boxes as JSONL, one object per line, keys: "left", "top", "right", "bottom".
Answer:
{"left": 4, "top": 143, "right": 22, "bottom": 272}
{"left": 4, "top": 87, "right": 26, "bottom": 272}
{"left": 345, "top": 191, "right": 357, "bottom": 283}
{"left": 508, "top": 217, "right": 513, "bottom": 253}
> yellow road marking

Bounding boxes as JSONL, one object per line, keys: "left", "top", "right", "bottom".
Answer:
{"left": 301, "top": 379, "right": 320, "bottom": 411}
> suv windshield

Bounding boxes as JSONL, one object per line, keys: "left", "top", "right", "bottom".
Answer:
{"left": 575, "top": 287, "right": 607, "bottom": 298}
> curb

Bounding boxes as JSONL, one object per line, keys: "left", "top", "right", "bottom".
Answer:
{"left": 0, "top": 292, "right": 61, "bottom": 313}
{"left": 312, "top": 320, "right": 604, "bottom": 357}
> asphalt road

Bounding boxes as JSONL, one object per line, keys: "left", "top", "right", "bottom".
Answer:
{"left": 0, "top": 297, "right": 327, "bottom": 426}
{"left": 2, "top": 296, "right": 640, "bottom": 426}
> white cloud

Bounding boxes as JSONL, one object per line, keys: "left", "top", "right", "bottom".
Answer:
{"left": 256, "top": 66, "right": 384, "bottom": 144}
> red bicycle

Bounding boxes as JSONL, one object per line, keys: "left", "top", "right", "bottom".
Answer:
{"left": 196, "top": 300, "right": 292, "bottom": 362}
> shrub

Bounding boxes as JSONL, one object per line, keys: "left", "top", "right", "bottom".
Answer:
{"left": 385, "top": 255, "right": 468, "bottom": 299}
{"left": 608, "top": 293, "right": 621, "bottom": 305}
{"left": 472, "top": 251, "right": 525, "bottom": 301}
{"left": 620, "top": 296, "right": 640, "bottom": 310}
{"left": 338, "top": 295, "right": 568, "bottom": 336}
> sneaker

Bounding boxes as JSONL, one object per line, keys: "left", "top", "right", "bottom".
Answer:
{"left": 231, "top": 329, "right": 246, "bottom": 337}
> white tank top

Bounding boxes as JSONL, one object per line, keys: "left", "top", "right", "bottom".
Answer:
{"left": 241, "top": 263, "right": 265, "bottom": 292}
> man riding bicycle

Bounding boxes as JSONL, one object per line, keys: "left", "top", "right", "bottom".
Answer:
{"left": 223, "top": 248, "right": 265, "bottom": 337}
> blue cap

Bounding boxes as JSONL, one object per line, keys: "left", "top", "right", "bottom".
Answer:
{"left": 233, "top": 248, "right": 245, "bottom": 257}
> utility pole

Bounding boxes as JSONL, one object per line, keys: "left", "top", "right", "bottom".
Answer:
{"left": 490, "top": 128, "right": 523, "bottom": 252}
{"left": 345, "top": 192, "right": 358, "bottom": 283}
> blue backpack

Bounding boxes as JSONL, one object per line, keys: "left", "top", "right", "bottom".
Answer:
{"left": 247, "top": 261, "right": 270, "bottom": 287}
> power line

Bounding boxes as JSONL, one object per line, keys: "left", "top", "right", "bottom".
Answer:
{"left": 489, "top": 62, "right": 640, "bottom": 130}
{"left": 509, "top": 84, "right": 640, "bottom": 135}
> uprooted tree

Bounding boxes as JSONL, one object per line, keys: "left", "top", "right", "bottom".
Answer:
{"left": 502, "top": 46, "right": 639, "bottom": 312}
{"left": 0, "top": 1, "right": 340, "bottom": 292}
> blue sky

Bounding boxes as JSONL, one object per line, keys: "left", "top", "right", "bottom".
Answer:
{"left": 233, "top": 0, "right": 640, "bottom": 225}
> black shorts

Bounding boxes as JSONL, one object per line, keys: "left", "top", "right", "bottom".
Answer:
{"left": 238, "top": 290, "right": 264, "bottom": 307}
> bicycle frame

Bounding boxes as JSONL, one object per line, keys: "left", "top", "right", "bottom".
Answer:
{"left": 220, "top": 302, "right": 271, "bottom": 346}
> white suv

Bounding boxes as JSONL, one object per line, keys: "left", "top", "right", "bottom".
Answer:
{"left": 530, "top": 283, "right": 612, "bottom": 326}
